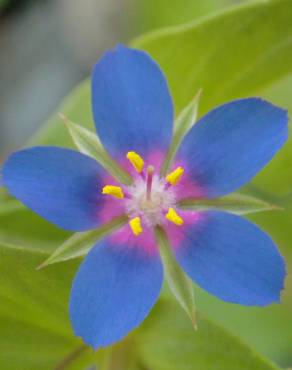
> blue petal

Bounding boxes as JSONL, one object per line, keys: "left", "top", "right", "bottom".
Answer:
{"left": 69, "top": 239, "right": 163, "bottom": 349}
{"left": 177, "top": 98, "right": 288, "bottom": 197}
{"left": 2, "top": 147, "right": 105, "bottom": 231}
{"left": 91, "top": 45, "right": 173, "bottom": 157}
{"left": 175, "top": 211, "right": 285, "bottom": 306}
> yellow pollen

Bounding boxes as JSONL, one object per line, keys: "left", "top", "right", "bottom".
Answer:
{"left": 102, "top": 185, "right": 124, "bottom": 199}
{"left": 166, "top": 167, "right": 184, "bottom": 185}
{"left": 127, "top": 151, "right": 144, "bottom": 173}
{"left": 129, "top": 217, "right": 143, "bottom": 236}
{"left": 165, "top": 207, "right": 184, "bottom": 226}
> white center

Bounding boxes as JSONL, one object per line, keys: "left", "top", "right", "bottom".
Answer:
{"left": 125, "top": 175, "right": 176, "bottom": 226}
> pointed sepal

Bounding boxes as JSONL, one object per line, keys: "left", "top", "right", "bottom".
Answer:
{"left": 155, "top": 226, "right": 197, "bottom": 328}
{"left": 60, "top": 114, "right": 132, "bottom": 185}
{"left": 161, "top": 90, "right": 201, "bottom": 175}
{"left": 37, "top": 215, "right": 128, "bottom": 269}
{"left": 178, "top": 193, "right": 280, "bottom": 215}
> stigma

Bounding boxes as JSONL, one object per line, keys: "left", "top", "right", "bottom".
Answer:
{"left": 102, "top": 151, "right": 185, "bottom": 236}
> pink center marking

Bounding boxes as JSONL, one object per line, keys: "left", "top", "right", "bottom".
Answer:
{"left": 99, "top": 151, "right": 207, "bottom": 254}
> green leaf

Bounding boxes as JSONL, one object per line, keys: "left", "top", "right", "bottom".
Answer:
{"left": 178, "top": 193, "right": 278, "bottom": 215}
{"left": 0, "top": 242, "right": 96, "bottom": 370}
{"left": 161, "top": 90, "right": 201, "bottom": 175}
{"left": 155, "top": 226, "right": 197, "bottom": 327}
{"left": 60, "top": 114, "right": 132, "bottom": 185}
{"left": 135, "top": 0, "right": 235, "bottom": 34}
{"left": 0, "top": 189, "right": 24, "bottom": 216}
{"left": 0, "top": 201, "right": 69, "bottom": 254}
{"left": 38, "top": 215, "right": 128, "bottom": 269}
{"left": 136, "top": 300, "right": 280, "bottom": 370}
{"left": 132, "top": 0, "right": 292, "bottom": 116}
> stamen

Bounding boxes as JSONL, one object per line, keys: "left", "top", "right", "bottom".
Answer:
{"left": 146, "top": 165, "right": 154, "bottom": 201}
{"left": 127, "top": 151, "right": 144, "bottom": 173}
{"left": 102, "top": 185, "right": 124, "bottom": 199}
{"left": 165, "top": 207, "right": 184, "bottom": 226}
{"left": 129, "top": 216, "right": 143, "bottom": 236}
{"left": 166, "top": 166, "right": 184, "bottom": 186}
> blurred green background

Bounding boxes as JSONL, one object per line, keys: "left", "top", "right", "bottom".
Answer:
{"left": 0, "top": 0, "right": 236, "bottom": 158}
{"left": 0, "top": 0, "right": 291, "bottom": 369}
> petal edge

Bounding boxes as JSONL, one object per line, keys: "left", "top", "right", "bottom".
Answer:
{"left": 174, "top": 211, "right": 285, "bottom": 306}
{"left": 177, "top": 98, "right": 288, "bottom": 197}
{"left": 69, "top": 237, "right": 163, "bottom": 348}
{"left": 2, "top": 146, "right": 105, "bottom": 231}
{"left": 91, "top": 45, "right": 174, "bottom": 157}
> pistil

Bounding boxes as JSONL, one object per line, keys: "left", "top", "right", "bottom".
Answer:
{"left": 146, "top": 165, "right": 154, "bottom": 201}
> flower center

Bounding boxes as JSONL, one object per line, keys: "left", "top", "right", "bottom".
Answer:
{"left": 102, "top": 151, "right": 185, "bottom": 236}
{"left": 125, "top": 170, "right": 176, "bottom": 227}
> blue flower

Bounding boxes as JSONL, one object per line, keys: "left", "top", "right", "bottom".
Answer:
{"left": 2, "top": 45, "right": 288, "bottom": 349}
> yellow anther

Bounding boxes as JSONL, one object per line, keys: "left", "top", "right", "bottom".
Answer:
{"left": 166, "top": 167, "right": 184, "bottom": 185}
{"left": 129, "top": 217, "right": 143, "bottom": 236}
{"left": 165, "top": 207, "right": 184, "bottom": 226}
{"left": 127, "top": 151, "right": 144, "bottom": 173}
{"left": 102, "top": 185, "right": 124, "bottom": 199}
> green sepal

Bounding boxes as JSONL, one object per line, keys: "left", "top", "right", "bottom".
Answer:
{"left": 161, "top": 90, "right": 201, "bottom": 176}
{"left": 178, "top": 193, "right": 280, "bottom": 215}
{"left": 37, "top": 215, "right": 128, "bottom": 269}
{"left": 60, "top": 114, "right": 132, "bottom": 185}
{"left": 155, "top": 226, "right": 197, "bottom": 328}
